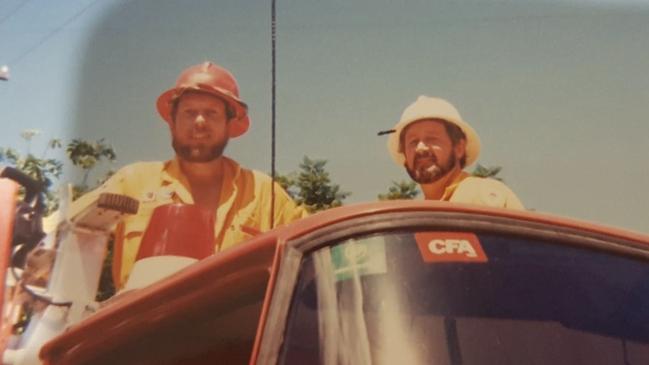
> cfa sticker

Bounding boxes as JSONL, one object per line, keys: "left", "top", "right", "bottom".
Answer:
{"left": 415, "top": 232, "right": 487, "bottom": 263}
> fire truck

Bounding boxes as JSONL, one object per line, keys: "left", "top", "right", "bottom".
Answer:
{"left": 1, "top": 167, "right": 649, "bottom": 364}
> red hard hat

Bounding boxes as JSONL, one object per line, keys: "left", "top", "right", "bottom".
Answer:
{"left": 156, "top": 62, "right": 250, "bottom": 138}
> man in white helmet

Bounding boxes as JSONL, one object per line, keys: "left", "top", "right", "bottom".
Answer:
{"left": 387, "top": 96, "right": 523, "bottom": 209}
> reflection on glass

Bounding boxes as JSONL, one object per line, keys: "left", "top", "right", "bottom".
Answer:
{"left": 281, "top": 231, "right": 649, "bottom": 364}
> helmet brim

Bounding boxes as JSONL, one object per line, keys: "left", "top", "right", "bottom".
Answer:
{"left": 156, "top": 85, "right": 249, "bottom": 138}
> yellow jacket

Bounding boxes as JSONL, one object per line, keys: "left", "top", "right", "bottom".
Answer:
{"left": 440, "top": 172, "right": 524, "bottom": 210}
{"left": 74, "top": 157, "right": 306, "bottom": 289}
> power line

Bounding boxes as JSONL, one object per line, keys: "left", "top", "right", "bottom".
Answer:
{"left": 9, "top": 0, "right": 101, "bottom": 66}
{"left": 0, "top": 0, "right": 33, "bottom": 28}
{"left": 270, "top": 0, "right": 277, "bottom": 228}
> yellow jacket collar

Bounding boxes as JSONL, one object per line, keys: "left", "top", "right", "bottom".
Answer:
{"left": 160, "top": 156, "right": 243, "bottom": 204}
{"left": 440, "top": 171, "right": 470, "bottom": 201}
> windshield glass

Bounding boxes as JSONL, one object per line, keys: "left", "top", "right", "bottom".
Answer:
{"left": 280, "top": 230, "right": 649, "bottom": 364}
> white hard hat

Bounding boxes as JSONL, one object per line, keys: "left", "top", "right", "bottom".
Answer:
{"left": 387, "top": 96, "right": 481, "bottom": 166}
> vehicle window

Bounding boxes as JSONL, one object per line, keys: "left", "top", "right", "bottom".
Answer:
{"left": 280, "top": 231, "right": 649, "bottom": 365}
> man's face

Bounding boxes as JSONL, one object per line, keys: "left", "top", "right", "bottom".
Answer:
{"left": 402, "top": 119, "right": 465, "bottom": 184}
{"left": 171, "top": 92, "right": 231, "bottom": 162}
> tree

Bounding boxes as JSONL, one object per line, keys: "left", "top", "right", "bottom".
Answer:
{"left": 0, "top": 130, "right": 116, "bottom": 213}
{"left": 1, "top": 130, "right": 117, "bottom": 300}
{"left": 378, "top": 180, "right": 419, "bottom": 200}
{"left": 1, "top": 130, "right": 63, "bottom": 214}
{"left": 471, "top": 163, "right": 503, "bottom": 181}
{"left": 66, "top": 138, "right": 116, "bottom": 199}
{"left": 279, "top": 156, "right": 350, "bottom": 213}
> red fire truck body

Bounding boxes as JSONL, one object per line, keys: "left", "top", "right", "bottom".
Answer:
{"left": 35, "top": 201, "right": 649, "bottom": 365}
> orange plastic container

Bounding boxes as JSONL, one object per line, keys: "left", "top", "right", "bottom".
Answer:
{"left": 137, "top": 203, "right": 215, "bottom": 260}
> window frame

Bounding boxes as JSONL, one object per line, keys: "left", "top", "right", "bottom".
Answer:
{"left": 255, "top": 210, "right": 649, "bottom": 364}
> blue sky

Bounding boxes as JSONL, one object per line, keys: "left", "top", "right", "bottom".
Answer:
{"left": 1, "top": 0, "right": 648, "bottom": 233}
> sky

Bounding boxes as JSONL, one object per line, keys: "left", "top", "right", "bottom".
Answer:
{"left": 1, "top": 0, "right": 648, "bottom": 234}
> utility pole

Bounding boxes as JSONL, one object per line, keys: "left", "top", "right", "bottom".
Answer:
{"left": 0, "top": 65, "right": 9, "bottom": 81}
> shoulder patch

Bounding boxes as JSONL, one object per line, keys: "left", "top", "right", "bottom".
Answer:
{"left": 478, "top": 180, "right": 507, "bottom": 207}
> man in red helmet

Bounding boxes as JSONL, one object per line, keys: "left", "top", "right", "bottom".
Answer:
{"left": 74, "top": 62, "right": 306, "bottom": 290}
{"left": 387, "top": 96, "right": 524, "bottom": 208}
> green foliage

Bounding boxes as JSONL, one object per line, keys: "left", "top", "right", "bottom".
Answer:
{"left": 378, "top": 180, "right": 420, "bottom": 200}
{"left": 471, "top": 164, "right": 503, "bottom": 181}
{"left": 279, "top": 156, "right": 350, "bottom": 213}
{"left": 0, "top": 131, "right": 116, "bottom": 214}
{"left": 1, "top": 130, "right": 117, "bottom": 300}
{"left": 66, "top": 138, "right": 116, "bottom": 191}
{"left": 1, "top": 133, "right": 64, "bottom": 214}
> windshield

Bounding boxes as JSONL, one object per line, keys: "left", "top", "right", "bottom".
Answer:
{"left": 280, "top": 230, "right": 649, "bottom": 364}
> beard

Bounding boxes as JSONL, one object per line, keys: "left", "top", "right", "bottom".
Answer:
{"left": 172, "top": 137, "right": 228, "bottom": 163}
{"left": 405, "top": 151, "right": 457, "bottom": 184}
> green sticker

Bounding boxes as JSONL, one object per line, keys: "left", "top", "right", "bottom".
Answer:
{"left": 331, "top": 237, "right": 387, "bottom": 281}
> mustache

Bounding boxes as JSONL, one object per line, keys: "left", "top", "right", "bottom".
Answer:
{"left": 414, "top": 151, "right": 437, "bottom": 163}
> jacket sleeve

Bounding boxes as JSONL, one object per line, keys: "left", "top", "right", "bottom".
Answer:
{"left": 450, "top": 177, "right": 525, "bottom": 210}
{"left": 272, "top": 181, "right": 309, "bottom": 226}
